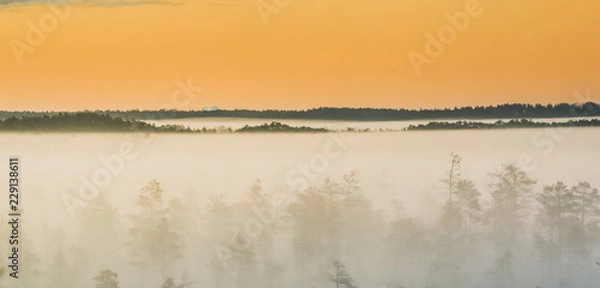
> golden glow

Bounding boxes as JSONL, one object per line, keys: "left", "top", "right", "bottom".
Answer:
{"left": 1, "top": 0, "right": 599, "bottom": 111}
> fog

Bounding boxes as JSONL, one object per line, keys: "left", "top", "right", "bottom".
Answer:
{"left": 1, "top": 126, "right": 599, "bottom": 287}
{"left": 143, "top": 116, "right": 600, "bottom": 131}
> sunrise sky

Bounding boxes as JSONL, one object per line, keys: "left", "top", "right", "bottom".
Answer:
{"left": 1, "top": 0, "right": 599, "bottom": 111}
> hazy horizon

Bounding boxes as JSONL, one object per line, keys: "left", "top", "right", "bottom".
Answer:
{"left": 1, "top": 100, "right": 599, "bottom": 114}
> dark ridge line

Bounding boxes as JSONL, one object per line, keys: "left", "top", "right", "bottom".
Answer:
{"left": 1, "top": 102, "right": 599, "bottom": 121}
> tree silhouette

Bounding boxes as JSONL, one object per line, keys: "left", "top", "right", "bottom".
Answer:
{"left": 454, "top": 179, "right": 481, "bottom": 243}
{"left": 79, "top": 192, "right": 119, "bottom": 254}
{"left": 161, "top": 277, "right": 176, "bottom": 288}
{"left": 537, "top": 182, "right": 574, "bottom": 263}
{"left": 440, "top": 153, "right": 463, "bottom": 233}
{"left": 129, "top": 180, "right": 181, "bottom": 280}
{"left": 327, "top": 261, "right": 358, "bottom": 288}
{"left": 486, "top": 251, "right": 516, "bottom": 288}
{"left": 94, "top": 270, "right": 120, "bottom": 288}
{"left": 489, "top": 164, "right": 536, "bottom": 250}
{"left": 570, "top": 182, "right": 600, "bottom": 254}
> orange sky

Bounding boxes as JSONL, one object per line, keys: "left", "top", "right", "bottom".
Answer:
{"left": 1, "top": 0, "right": 599, "bottom": 111}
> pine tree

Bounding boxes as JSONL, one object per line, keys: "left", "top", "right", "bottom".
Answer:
{"left": 342, "top": 170, "right": 360, "bottom": 207}
{"left": 79, "top": 192, "right": 119, "bottom": 253}
{"left": 178, "top": 271, "right": 194, "bottom": 288}
{"left": 94, "top": 270, "right": 120, "bottom": 288}
{"left": 205, "top": 194, "right": 233, "bottom": 288}
{"left": 570, "top": 181, "right": 600, "bottom": 254}
{"left": 454, "top": 179, "right": 481, "bottom": 242}
{"left": 247, "top": 179, "right": 265, "bottom": 205}
{"left": 161, "top": 277, "right": 176, "bottom": 288}
{"left": 440, "top": 153, "right": 463, "bottom": 234}
{"left": 436, "top": 154, "right": 476, "bottom": 288}
{"left": 537, "top": 182, "right": 574, "bottom": 264}
{"left": 489, "top": 164, "right": 536, "bottom": 250}
{"left": 486, "top": 250, "right": 516, "bottom": 288}
{"left": 290, "top": 181, "right": 344, "bottom": 280}
{"left": 327, "top": 261, "right": 358, "bottom": 288}
{"left": 153, "top": 217, "right": 182, "bottom": 277}
{"left": 129, "top": 180, "right": 181, "bottom": 280}
{"left": 167, "top": 195, "right": 197, "bottom": 250}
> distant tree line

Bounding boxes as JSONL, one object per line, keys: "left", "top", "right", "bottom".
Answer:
{"left": 4, "top": 112, "right": 600, "bottom": 133}
{"left": 405, "top": 119, "right": 600, "bottom": 131}
{"left": 1, "top": 102, "right": 599, "bottom": 121}
{"left": 0, "top": 113, "right": 332, "bottom": 133}
{"left": 0, "top": 113, "right": 167, "bottom": 132}
{"left": 236, "top": 122, "right": 327, "bottom": 133}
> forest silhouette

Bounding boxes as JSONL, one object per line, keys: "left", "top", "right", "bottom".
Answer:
{"left": 1, "top": 102, "right": 599, "bottom": 121}
{"left": 3, "top": 155, "right": 599, "bottom": 287}
{"left": 2, "top": 109, "right": 600, "bottom": 133}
